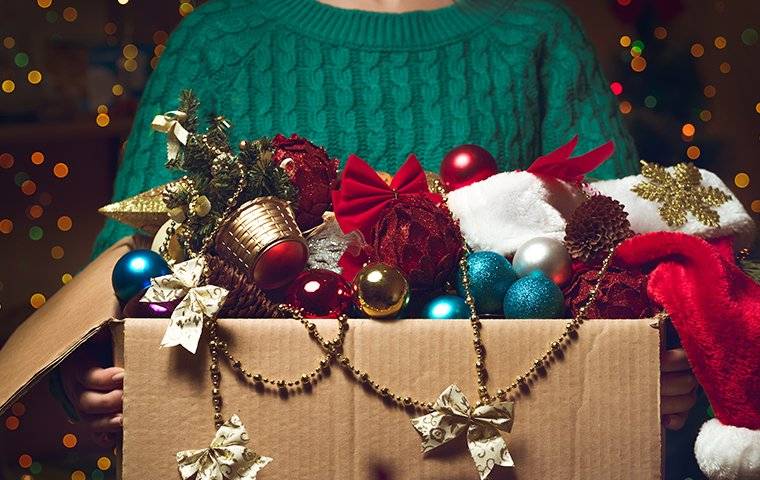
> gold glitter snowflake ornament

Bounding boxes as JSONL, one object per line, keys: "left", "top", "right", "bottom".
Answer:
{"left": 631, "top": 161, "right": 730, "bottom": 228}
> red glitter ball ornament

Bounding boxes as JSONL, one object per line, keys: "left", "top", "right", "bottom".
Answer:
{"left": 272, "top": 133, "right": 339, "bottom": 230}
{"left": 563, "top": 264, "right": 655, "bottom": 319}
{"left": 285, "top": 269, "right": 353, "bottom": 318}
{"left": 370, "top": 195, "right": 461, "bottom": 289}
{"left": 439, "top": 144, "right": 498, "bottom": 191}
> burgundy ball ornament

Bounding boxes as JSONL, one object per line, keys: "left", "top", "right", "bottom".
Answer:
{"left": 285, "top": 269, "right": 353, "bottom": 318}
{"left": 440, "top": 144, "right": 498, "bottom": 191}
{"left": 122, "top": 290, "right": 179, "bottom": 318}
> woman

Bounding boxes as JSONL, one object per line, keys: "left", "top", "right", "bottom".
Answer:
{"left": 63, "top": 0, "right": 698, "bottom": 473}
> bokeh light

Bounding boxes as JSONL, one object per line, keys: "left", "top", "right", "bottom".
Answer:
{"left": 179, "top": 2, "right": 194, "bottom": 16}
{"left": 30, "top": 293, "right": 46, "bottom": 309}
{"left": 644, "top": 95, "right": 657, "bottom": 108}
{"left": 0, "top": 152, "right": 14, "bottom": 168}
{"left": 714, "top": 36, "right": 727, "bottom": 49}
{"left": 610, "top": 82, "right": 623, "bottom": 95}
{"left": 751, "top": 200, "right": 760, "bottom": 213}
{"left": 29, "top": 226, "right": 44, "bottom": 240}
{"left": 686, "top": 146, "right": 701, "bottom": 160}
{"left": 21, "top": 180, "right": 37, "bottom": 196}
{"left": 104, "top": 22, "right": 117, "bottom": 35}
{"left": 71, "top": 471, "right": 86, "bottom": 480}
{"left": 755, "top": 102, "right": 760, "bottom": 114}
{"left": 30, "top": 462, "right": 42, "bottom": 474}
{"left": 691, "top": 43, "right": 705, "bottom": 57}
{"left": 31, "top": 151, "right": 45, "bottom": 165}
{"left": 15, "top": 52, "right": 29, "bottom": 67}
{"left": 112, "top": 83, "right": 124, "bottom": 96}
{"left": 124, "top": 58, "right": 138, "bottom": 72}
{"left": 36, "top": 0, "right": 53, "bottom": 7}
{"left": 19, "top": 454, "right": 33, "bottom": 469}
{"left": 704, "top": 85, "right": 717, "bottom": 98}
{"left": 619, "top": 35, "right": 631, "bottom": 47}
{"left": 62, "top": 273, "right": 73, "bottom": 284}
{"left": 29, "top": 205, "right": 44, "bottom": 219}
{"left": 700, "top": 110, "right": 712, "bottom": 122}
{"left": 11, "top": 402, "right": 26, "bottom": 416}
{"left": 123, "top": 44, "right": 138, "bottom": 59}
{"left": 62, "top": 433, "right": 78, "bottom": 448}
{"left": 57, "top": 215, "right": 73, "bottom": 231}
{"left": 54, "top": 162, "right": 69, "bottom": 178}
{"left": 5, "top": 415, "right": 20, "bottom": 430}
{"left": 0, "top": 219, "right": 13, "bottom": 234}
{"left": 654, "top": 27, "right": 667, "bottom": 40}
{"left": 97, "top": 457, "right": 112, "bottom": 470}
{"left": 682, "top": 123, "right": 696, "bottom": 137}
{"left": 3, "top": 36, "right": 15, "bottom": 49}
{"left": 27, "top": 70, "right": 42, "bottom": 84}
{"left": 720, "top": 62, "right": 731, "bottom": 73}
{"left": 153, "top": 30, "right": 169, "bottom": 44}
{"left": 742, "top": 28, "right": 759, "bottom": 46}
{"left": 619, "top": 100, "right": 632, "bottom": 114}
{"left": 51, "top": 245, "right": 65, "bottom": 259}
{"left": 96, "top": 113, "right": 111, "bottom": 127}
{"left": 62, "top": 7, "right": 78, "bottom": 22}
{"left": 734, "top": 172, "right": 750, "bottom": 188}
{"left": 630, "top": 56, "right": 647, "bottom": 72}
{"left": 2, "top": 80, "right": 16, "bottom": 93}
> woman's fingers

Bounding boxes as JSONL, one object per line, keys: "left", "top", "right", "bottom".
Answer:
{"left": 661, "top": 348, "right": 691, "bottom": 373}
{"left": 77, "top": 366, "right": 124, "bottom": 391}
{"left": 84, "top": 413, "right": 123, "bottom": 432}
{"left": 661, "top": 371, "right": 697, "bottom": 396}
{"left": 661, "top": 390, "right": 697, "bottom": 415}
{"left": 77, "top": 389, "right": 123, "bottom": 415}
{"left": 663, "top": 413, "right": 689, "bottom": 431}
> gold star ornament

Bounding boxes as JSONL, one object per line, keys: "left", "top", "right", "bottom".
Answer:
{"left": 98, "top": 184, "right": 172, "bottom": 235}
{"left": 631, "top": 161, "right": 730, "bottom": 228}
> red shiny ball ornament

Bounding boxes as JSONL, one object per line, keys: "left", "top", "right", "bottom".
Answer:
{"left": 439, "top": 144, "right": 498, "bottom": 191}
{"left": 285, "top": 269, "right": 353, "bottom": 318}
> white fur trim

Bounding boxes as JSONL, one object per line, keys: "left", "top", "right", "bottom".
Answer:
{"left": 594, "top": 168, "right": 757, "bottom": 249}
{"left": 695, "top": 418, "right": 760, "bottom": 480}
{"left": 447, "top": 171, "right": 585, "bottom": 256}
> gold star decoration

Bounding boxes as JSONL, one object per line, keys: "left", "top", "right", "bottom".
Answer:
{"left": 631, "top": 161, "right": 730, "bottom": 228}
{"left": 98, "top": 183, "right": 173, "bottom": 235}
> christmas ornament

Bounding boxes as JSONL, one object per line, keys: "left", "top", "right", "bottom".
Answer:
{"left": 447, "top": 137, "right": 615, "bottom": 256}
{"left": 456, "top": 251, "right": 517, "bottom": 314}
{"left": 142, "top": 257, "right": 229, "bottom": 354}
{"left": 425, "top": 171, "right": 442, "bottom": 192}
{"left": 205, "top": 256, "right": 282, "bottom": 319}
{"left": 439, "top": 144, "right": 498, "bottom": 191}
{"left": 98, "top": 184, "right": 170, "bottom": 235}
{"left": 594, "top": 163, "right": 757, "bottom": 249}
{"left": 151, "top": 220, "right": 187, "bottom": 263}
{"left": 122, "top": 290, "right": 178, "bottom": 318}
{"left": 512, "top": 237, "right": 572, "bottom": 286}
{"left": 563, "top": 265, "right": 653, "bottom": 319}
{"left": 422, "top": 295, "right": 469, "bottom": 319}
{"left": 215, "top": 196, "right": 308, "bottom": 290}
{"left": 616, "top": 233, "right": 760, "bottom": 480}
{"left": 285, "top": 269, "right": 353, "bottom": 318}
{"left": 305, "top": 212, "right": 365, "bottom": 274}
{"left": 631, "top": 161, "right": 730, "bottom": 228}
{"left": 177, "top": 415, "right": 271, "bottom": 480}
{"left": 565, "top": 195, "right": 633, "bottom": 263}
{"left": 112, "top": 250, "right": 171, "bottom": 303}
{"left": 272, "top": 133, "right": 339, "bottom": 230}
{"left": 332, "top": 153, "right": 440, "bottom": 239}
{"left": 412, "top": 384, "right": 514, "bottom": 480}
{"left": 371, "top": 194, "right": 460, "bottom": 289}
{"left": 353, "top": 263, "right": 410, "bottom": 319}
{"left": 503, "top": 271, "right": 565, "bottom": 319}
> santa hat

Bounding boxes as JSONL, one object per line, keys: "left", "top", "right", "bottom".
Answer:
{"left": 616, "top": 232, "right": 760, "bottom": 480}
{"left": 447, "top": 137, "right": 612, "bottom": 256}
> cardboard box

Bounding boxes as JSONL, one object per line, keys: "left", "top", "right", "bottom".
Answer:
{"left": 0, "top": 238, "right": 664, "bottom": 479}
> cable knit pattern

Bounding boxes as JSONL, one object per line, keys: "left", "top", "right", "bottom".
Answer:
{"left": 93, "top": 0, "right": 640, "bottom": 255}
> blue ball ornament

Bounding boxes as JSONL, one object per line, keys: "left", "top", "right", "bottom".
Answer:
{"left": 503, "top": 271, "right": 565, "bottom": 319}
{"left": 456, "top": 251, "right": 518, "bottom": 314}
{"left": 112, "top": 250, "right": 171, "bottom": 302}
{"left": 422, "top": 295, "right": 470, "bottom": 320}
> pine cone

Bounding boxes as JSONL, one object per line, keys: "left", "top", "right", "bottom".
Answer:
{"left": 205, "top": 255, "right": 282, "bottom": 318}
{"left": 565, "top": 195, "right": 633, "bottom": 263}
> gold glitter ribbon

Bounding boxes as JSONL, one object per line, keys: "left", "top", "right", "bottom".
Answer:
{"left": 152, "top": 110, "right": 190, "bottom": 162}
{"left": 177, "top": 415, "right": 272, "bottom": 480}
{"left": 141, "top": 257, "right": 228, "bottom": 354}
{"left": 412, "top": 384, "right": 515, "bottom": 480}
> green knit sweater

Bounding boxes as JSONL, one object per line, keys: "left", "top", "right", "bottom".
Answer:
{"left": 93, "top": 0, "right": 639, "bottom": 255}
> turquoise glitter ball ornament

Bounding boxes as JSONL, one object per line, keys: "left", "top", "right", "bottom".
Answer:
{"left": 422, "top": 295, "right": 470, "bottom": 319}
{"left": 112, "top": 249, "right": 171, "bottom": 303}
{"left": 456, "top": 251, "right": 518, "bottom": 314}
{"left": 503, "top": 271, "right": 565, "bottom": 319}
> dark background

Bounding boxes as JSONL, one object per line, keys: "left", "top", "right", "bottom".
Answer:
{"left": 0, "top": 0, "right": 758, "bottom": 479}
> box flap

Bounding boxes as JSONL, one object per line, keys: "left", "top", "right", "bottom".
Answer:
{"left": 0, "top": 236, "right": 145, "bottom": 415}
{"left": 122, "top": 317, "right": 662, "bottom": 479}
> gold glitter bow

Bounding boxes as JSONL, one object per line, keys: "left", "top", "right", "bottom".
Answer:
{"left": 631, "top": 161, "right": 730, "bottom": 228}
{"left": 411, "top": 384, "right": 515, "bottom": 480}
{"left": 177, "top": 414, "right": 272, "bottom": 480}
{"left": 141, "top": 256, "right": 229, "bottom": 354}
{"left": 152, "top": 110, "right": 190, "bottom": 162}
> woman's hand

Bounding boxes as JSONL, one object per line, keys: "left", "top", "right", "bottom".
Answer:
{"left": 661, "top": 347, "right": 698, "bottom": 430}
{"left": 59, "top": 333, "right": 123, "bottom": 444}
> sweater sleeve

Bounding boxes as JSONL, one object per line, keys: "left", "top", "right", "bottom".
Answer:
{"left": 91, "top": 8, "right": 219, "bottom": 257}
{"left": 538, "top": 2, "right": 640, "bottom": 180}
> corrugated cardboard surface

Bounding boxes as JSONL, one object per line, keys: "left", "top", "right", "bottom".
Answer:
{"left": 0, "top": 237, "right": 143, "bottom": 415}
{"left": 122, "top": 318, "right": 662, "bottom": 480}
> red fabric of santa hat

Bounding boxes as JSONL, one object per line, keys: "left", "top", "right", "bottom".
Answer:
{"left": 616, "top": 232, "right": 760, "bottom": 480}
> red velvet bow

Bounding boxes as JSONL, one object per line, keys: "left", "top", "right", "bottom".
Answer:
{"left": 332, "top": 154, "right": 440, "bottom": 239}
{"left": 527, "top": 136, "right": 615, "bottom": 182}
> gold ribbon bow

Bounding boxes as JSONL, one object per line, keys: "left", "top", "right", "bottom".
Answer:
{"left": 177, "top": 414, "right": 272, "bottom": 480}
{"left": 412, "top": 384, "right": 515, "bottom": 480}
{"left": 141, "top": 256, "right": 229, "bottom": 354}
{"left": 152, "top": 110, "right": 190, "bottom": 162}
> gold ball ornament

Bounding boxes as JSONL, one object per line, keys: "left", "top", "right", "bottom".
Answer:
{"left": 192, "top": 195, "right": 212, "bottom": 217}
{"left": 353, "top": 263, "right": 410, "bottom": 319}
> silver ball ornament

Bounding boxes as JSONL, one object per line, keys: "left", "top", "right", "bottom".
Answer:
{"left": 512, "top": 237, "right": 572, "bottom": 286}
